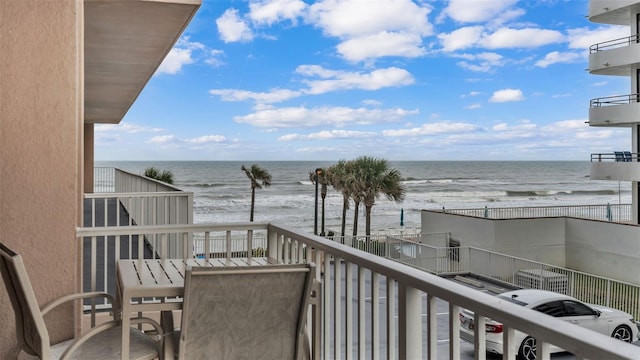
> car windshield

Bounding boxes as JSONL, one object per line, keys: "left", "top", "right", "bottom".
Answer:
{"left": 497, "top": 295, "right": 528, "bottom": 307}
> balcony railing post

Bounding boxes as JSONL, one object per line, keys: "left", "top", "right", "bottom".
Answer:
{"left": 267, "top": 227, "right": 278, "bottom": 262}
{"left": 398, "top": 283, "right": 421, "bottom": 360}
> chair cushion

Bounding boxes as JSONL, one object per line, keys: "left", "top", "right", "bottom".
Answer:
{"left": 49, "top": 326, "right": 159, "bottom": 360}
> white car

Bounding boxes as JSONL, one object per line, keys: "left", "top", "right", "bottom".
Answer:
{"left": 459, "top": 289, "right": 638, "bottom": 360}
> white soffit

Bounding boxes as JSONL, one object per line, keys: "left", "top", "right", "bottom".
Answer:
{"left": 84, "top": 0, "right": 200, "bottom": 124}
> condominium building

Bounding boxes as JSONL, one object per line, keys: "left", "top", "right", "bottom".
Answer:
{"left": 589, "top": 0, "right": 640, "bottom": 224}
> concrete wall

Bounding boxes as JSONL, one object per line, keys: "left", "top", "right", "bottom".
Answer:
{"left": 0, "top": 0, "right": 83, "bottom": 356}
{"left": 422, "top": 210, "right": 640, "bottom": 284}
{"left": 493, "top": 218, "right": 566, "bottom": 266}
{"left": 420, "top": 211, "right": 566, "bottom": 266}
{"left": 565, "top": 219, "right": 640, "bottom": 284}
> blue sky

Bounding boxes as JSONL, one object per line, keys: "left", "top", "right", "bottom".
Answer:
{"left": 95, "top": 0, "right": 631, "bottom": 161}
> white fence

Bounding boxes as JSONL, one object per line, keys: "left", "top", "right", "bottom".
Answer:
{"left": 442, "top": 203, "right": 632, "bottom": 223}
{"left": 76, "top": 223, "right": 639, "bottom": 360}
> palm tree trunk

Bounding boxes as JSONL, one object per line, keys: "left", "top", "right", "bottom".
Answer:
{"left": 352, "top": 201, "right": 360, "bottom": 237}
{"left": 365, "top": 205, "right": 372, "bottom": 240}
{"left": 341, "top": 195, "right": 348, "bottom": 241}
{"left": 321, "top": 194, "right": 326, "bottom": 236}
{"left": 250, "top": 187, "right": 256, "bottom": 222}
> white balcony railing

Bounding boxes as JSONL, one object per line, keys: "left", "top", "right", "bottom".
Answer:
{"left": 440, "top": 203, "right": 632, "bottom": 223}
{"left": 77, "top": 223, "right": 639, "bottom": 360}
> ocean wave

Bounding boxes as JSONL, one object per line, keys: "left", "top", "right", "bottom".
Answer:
{"left": 190, "top": 183, "right": 227, "bottom": 188}
{"left": 507, "top": 189, "right": 618, "bottom": 197}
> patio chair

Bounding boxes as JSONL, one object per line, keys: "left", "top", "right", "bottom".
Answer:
{"left": 177, "top": 263, "right": 317, "bottom": 360}
{"left": 0, "top": 241, "right": 163, "bottom": 360}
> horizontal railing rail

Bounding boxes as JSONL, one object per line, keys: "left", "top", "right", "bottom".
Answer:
{"left": 440, "top": 203, "right": 632, "bottom": 223}
{"left": 94, "top": 167, "right": 184, "bottom": 193}
{"left": 589, "top": 34, "right": 640, "bottom": 53}
{"left": 77, "top": 223, "right": 639, "bottom": 360}
{"left": 590, "top": 93, "right": 640, "bottom": 107}
{"left": 591, "top": 152, "right": 638, "bottom": 162}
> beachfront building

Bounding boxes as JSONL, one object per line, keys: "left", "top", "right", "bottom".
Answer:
{"left": 0, "top": 1, "right": 636, "bottom": 359}
{"left": 588, "top": 0, "right": 640, "bottom": 224}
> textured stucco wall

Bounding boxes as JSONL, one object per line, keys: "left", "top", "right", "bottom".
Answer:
{"left": 0, "top": 0, "right": 82, "bottom": 356}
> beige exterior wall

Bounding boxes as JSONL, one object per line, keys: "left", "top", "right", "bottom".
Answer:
{"left": 0, "top": 0, "right": 83, "bottom": 356}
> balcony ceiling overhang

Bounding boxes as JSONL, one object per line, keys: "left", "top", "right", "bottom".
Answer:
{"left": 84, "top": 0, "right": 200, "bottom": 124}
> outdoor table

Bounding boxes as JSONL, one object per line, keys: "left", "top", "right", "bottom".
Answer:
{"left": 116, "top": 257, "right": 271, "bottom": 360}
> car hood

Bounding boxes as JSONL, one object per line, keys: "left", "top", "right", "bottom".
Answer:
{"left": 591, "top": 304, "right": 633, "bottom": 319}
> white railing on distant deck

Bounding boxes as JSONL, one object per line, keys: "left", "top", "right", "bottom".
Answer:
{"left": 94, "top": 167, "right": 185, "bottom": 193}
{"left": 87, "top": 168, "right": 193, "bottom": 258}
{"left": 441, "top": 203, "right": 632, "bottom": 223}
{"left": 76, "top": 223, "right": 638, "bottom": 360}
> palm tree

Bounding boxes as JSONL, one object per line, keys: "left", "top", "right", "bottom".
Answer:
{"left": 327, "top": 160, "right": 354, "bottom": 238}
{"left": 144, "top": 167, "right": 174, "bottom": 184}
{"left": 353, "top": 156, "right": 406, "bottom": 238}
{"left": 241, "top": 164, "right": 272, "bottom": 222}
{"left": 309, "top": 168, "right": 329, "bottom": 236}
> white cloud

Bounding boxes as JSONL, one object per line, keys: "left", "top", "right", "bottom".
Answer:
{"left": 234, "top": 106, "right": 418, "bottom": 128}
{"left": 492, "top": 120, "right": 537, "bottom": 138}
{"left": 210, "top": 66, "right": 414, "bottom": 104}
{"left": 307, "top": 0, "right": 432, "bottom": 38}
{"left": 440, "top": 0, "right": 519, "bottom": 23}
{"left": 148, "top": 135, "right": 176, "bottom": 144}
{"left": 217, "top": 8, "right": 254, "bottom": 43}
{"left": 541, "top": 120, "right": 588, "bottom": 132}
{"left": 279, "top": 130, "right": 375, "bottom": 141}
{"left": 157, "top": 48, "right": 194, "bottom": 75}
{"left": 186, "top": 135, "right": 227, "bottom": 144}
{"left": 156, "top": 38, "right": 207, "bottom": 75}
{"left": 481, "top": 28, "right": 564, "bottom": 49}
{"left": 465, "top": 103, "right": 482, "bottom": 109}
{"left": 337, "top": 32, "right": 426, "bottom": 62}
{"left": 566, "top": 26, "right": 629, "bottom": 50}
{"left": 461, "top": 91, "right": 482, "bottom": 98}
{"left": 382, "top": 121, "right": 479, "bottom": 137}
{"left": 306, "top": 0, "right": 433, "bottom": 62}
{"left": 490, "top": 88, "right": 524, "bottom": 103}
{"left": 439, "top": 26, "right": 484, "bottom": 52}
{"left": 204, "top": 50, "right": 226, "bottom": 67}
{"left": 455, "top": 52, "right": 505, "bottom": 72}
{"left": 362, "top": 99, "right": 382, "bottom": 106}
{"left": 535, "top": 51, "right": 582, "bottom": 68}
{"left": 248, "top": 0, "right": 306, "bottom": 25}
{"left": 298, "top": 66, "right": 415, "bottom": 94}
{"left": 209, "top": 88, "right": 302, "bottom": 104}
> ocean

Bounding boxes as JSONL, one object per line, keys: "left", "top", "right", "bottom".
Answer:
{"left": 96, "top": 161, "right": 630, "bottom": 235}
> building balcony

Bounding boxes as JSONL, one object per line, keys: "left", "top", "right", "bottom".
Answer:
{"left": 74, "top": 222, "right": 639, "bottom": 359}
{"left": 589, "top": 0, "right": 640, "bottom": 24}
{"left": 589, "top": 35, "right": 640, "bottom": 75}
{"left": 589, "top": 94, "right": 640, "bottom": 127}
{"left": 591, "top": 152, "right": 640, "bottom": 181}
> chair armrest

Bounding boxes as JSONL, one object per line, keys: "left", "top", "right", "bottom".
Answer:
{"left": 41, "top": 291, "right": 120, "bottom": 317}
{"left": 60, "top": 316, "right": 164, "bottom": 360}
